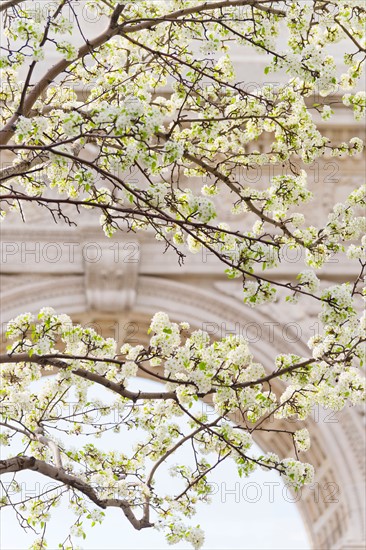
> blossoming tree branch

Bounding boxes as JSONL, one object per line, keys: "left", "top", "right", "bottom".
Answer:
{"left": 0, "top": 0, "right": 365, "bottom": 548}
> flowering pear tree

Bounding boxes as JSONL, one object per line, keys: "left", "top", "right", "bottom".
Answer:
{"left": 0, "top": 0, "right": 365, "bottom": 548}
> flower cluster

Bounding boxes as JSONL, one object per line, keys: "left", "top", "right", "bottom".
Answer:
{"left": 297, "top": 270, "right": 320, "bottom": 293}
{"left": 294, "top": 428, "right": 311, "bottom": 452}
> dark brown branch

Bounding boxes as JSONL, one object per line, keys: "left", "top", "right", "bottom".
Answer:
{"left": 0, "top": 456, "right": 151, "bottom": 529}
{"left": 0, "top": 0, "right": 25, "bottom": 12}
{"left": 0, "top": 353, "right": 177, "bottom": 402}
{"left": 0, "top": 353, "right": 316, "bottom": 397}
{"left": 231, "top": 358, "right": 315, "bottom": 389}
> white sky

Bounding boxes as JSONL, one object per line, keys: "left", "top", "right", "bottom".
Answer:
{"left": 0, "top": 378, "right": 310, "bottom": 550}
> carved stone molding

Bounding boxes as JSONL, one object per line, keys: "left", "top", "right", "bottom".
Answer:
{"left": 84, "top": 240, "right": 140, "bottom": 313}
